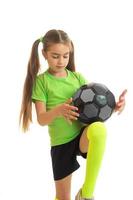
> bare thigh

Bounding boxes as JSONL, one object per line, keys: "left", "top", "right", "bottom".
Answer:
{"left": 79, "top": 126, "right": 89, "bottom": 153}
{"left": 55, "top": 174, "right": 72, "bottom": 200}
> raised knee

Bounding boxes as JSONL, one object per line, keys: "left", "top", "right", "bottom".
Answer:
{"left": 86, "top": 121, "right": 107, "bottom": 142}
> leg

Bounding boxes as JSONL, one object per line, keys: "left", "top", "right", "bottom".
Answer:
{"left": 79, "top": 122, "right": 107, "bottom": 199}
{"left": 79, "top": 126, "right": 89, "bottom": 153}
{"left": 51, "top": 134, "right": 80, "bottom": 200}
{"left": 55, "top": 174, "right": 72, "bottom": 200}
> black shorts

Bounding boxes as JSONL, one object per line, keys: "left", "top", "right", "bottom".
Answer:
{"left": 50, "top": 126, "right": 87, "bottom": 181}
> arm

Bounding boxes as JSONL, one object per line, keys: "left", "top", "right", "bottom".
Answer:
{"left": 35, "top": 101, "right": 59, "bottom": 126}
{"left": 35, "top": 99, "right": 79, "bottom": 126}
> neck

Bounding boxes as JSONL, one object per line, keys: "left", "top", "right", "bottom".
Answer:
{"left": 48, "top": 68, "right": 67, "bottom": 77}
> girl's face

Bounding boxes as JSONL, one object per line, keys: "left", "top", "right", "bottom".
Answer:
{"left": 42, "top": 43, "right": 70, "bottom": 73}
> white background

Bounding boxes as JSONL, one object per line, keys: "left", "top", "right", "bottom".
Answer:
{"left": 0, "top": 0, "right": 133, "bottom": 200}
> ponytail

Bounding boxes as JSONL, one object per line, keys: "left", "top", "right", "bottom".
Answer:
{"left": 19, "top": 29, "right": 76, "bottom": 132}
{"left": 66, "top": 41, "right": 75, "bottom": 72}
{"left": 19, "top": 39, "right": 41, "bottom": 132}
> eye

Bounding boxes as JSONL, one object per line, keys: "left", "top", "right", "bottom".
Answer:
{"left": 63, "top": 56, "right": 69, "bottom": 59}
{"left": 52, "top": 56, "right": 59, "bottom": 59}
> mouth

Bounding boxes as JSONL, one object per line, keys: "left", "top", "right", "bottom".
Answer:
{"left": 56, "top": 66, "right": 64, "bottom": 68}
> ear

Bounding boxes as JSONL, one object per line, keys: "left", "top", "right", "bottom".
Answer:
{"left": 42, "top": 50, "right": 47, "bottom": 60}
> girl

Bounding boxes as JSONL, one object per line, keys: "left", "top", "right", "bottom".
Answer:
{"left": 20, "top": 29, "right": 127, "bottom": 200}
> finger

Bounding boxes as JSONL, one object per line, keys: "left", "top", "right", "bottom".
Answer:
{"left": 64, "top": 112, "right": 78, "bottom": 120}
{"left": 66, "top": 117, "right": 72, "bottom": 124}
{"left": 65, "top": 98, "right": 73, "bottom": 104}
{"left": 63, "top": 116, "right": 72, "bottom": 125}
{"left": 117, "top": 107, "right": 124, "bottom": 115}
{"left": 68, "top": 119, "right": 72, "bottom": 125}
{"left": 65, "top": 98, "right": 78, "bottom": 110}
{"left": 116, "top": 103, "right": 125, "bottom": 114}
{"left": 65, "top": 104, "right": 78, "bottom": 111}
{"left": 64, "top": 109, "right": 79, "bottom": 120}
{"left": 122, "top": 89, "right": 128, "bottom": 96}
{"left": 69, "top": 110, "right": 80, "bottom": 117}
{"left": 69, "top": 105, "right": 78, "bottom": 111}
{"left": 117, "top": 101, "right": 125, "bottom": 107}
{"left": 119, "top": 96, "right": 125, "bottom": 102}
{"left": 69, "top": 115, "right": 78, "bottom": 120}
{"left": 119, "top": 89, "right": 127, "bottom": 100}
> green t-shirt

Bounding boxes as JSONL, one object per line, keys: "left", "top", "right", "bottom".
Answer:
{"left": 32, "top": 68, "right": 88, "bottom": 146}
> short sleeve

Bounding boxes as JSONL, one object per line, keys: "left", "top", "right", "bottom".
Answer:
{"left": 75, "top": 72, "right": 89, "bottom": 86}
{"left": 32, "top": 75, "right": 47, "bottom": 103}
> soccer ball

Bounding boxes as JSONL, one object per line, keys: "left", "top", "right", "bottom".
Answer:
{"left": 72, "top": 83, "right": 116, "bottom": 124}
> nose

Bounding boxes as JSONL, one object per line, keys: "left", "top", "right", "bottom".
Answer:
{"left": 58, "top": 56, "right": 64, "bottom": 65}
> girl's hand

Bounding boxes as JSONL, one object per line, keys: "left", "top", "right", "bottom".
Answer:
{"left": 115, "top": 89, "right": 127, "bottom": 115}
{"left": 55, "top": 98, "right": 79, "bottom": 124}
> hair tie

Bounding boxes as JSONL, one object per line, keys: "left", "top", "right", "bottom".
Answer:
{"left": 39, "top": 36, "right": 44, "bottom": 43}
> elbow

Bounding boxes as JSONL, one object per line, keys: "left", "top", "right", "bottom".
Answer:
{"left": 37, "top": 117, "right": 47, "bottom": 126}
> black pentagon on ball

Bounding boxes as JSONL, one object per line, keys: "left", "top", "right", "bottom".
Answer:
{"left": 72, "top": 83, "right": 116, "bottom": 124}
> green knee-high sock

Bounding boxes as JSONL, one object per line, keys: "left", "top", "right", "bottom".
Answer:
{"left": 81, "top": 122, "right": 107, "bottom": 199}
